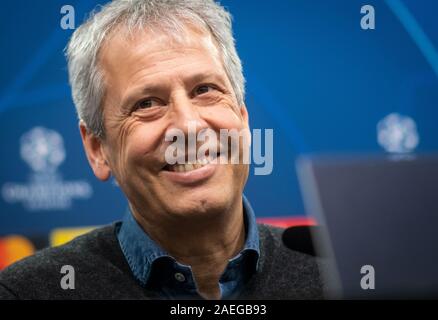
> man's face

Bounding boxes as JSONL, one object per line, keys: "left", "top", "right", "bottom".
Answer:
{"left": 91, "top": 26, "right": 249, "bottom": 221}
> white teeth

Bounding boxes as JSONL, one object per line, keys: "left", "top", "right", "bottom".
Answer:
{"left": 168, "top": 160, "right": 210, "bottom": 172}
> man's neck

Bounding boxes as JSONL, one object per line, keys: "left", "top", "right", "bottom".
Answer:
{"left": 131, "top": 198, "right": 246, "bottom": 299}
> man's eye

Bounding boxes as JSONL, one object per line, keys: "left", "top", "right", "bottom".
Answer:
{"left": 194, "top": 85, "right": 216, "bottom": 96}
{"left": 135, "top": 98, "right": 161, "bottom": 110}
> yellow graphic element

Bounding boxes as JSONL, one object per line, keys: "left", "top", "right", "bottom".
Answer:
{"left": 50, "top": 226, "right": 97, "bottom": 247}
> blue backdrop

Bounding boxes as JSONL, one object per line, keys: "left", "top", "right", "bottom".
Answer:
{"left": 1, "top": 0, "right": 438, "bottom": 237}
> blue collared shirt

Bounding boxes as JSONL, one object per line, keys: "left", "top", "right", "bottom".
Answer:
{"left": 116, "top": 195, "right": 260, "bottom": 299}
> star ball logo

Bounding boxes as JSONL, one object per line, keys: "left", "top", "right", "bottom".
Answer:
{"left": 20, "top": 126, "right": 66, "bottom": 173}
{"left": 377, "top": 113, "right": 419, "bottom": 154}
{"left": 2, "top": 127, "right": 93, "bottom": 211}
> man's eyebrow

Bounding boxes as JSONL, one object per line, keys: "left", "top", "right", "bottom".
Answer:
{"left": 188, "top": 71, "right": 228, "bottom": 85}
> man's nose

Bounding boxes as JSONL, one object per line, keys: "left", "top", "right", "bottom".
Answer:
{"left": 167, "top": 91, "right": 208, "bottom": 135}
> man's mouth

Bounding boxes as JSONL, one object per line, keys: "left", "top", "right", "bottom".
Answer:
{"left": 160, "top": 154, "right": 220, "bottom": 185}
{"left": 163, "top": 157, "right": 211, "bottom": 172}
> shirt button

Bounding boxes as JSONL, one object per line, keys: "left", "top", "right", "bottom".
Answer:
{"left": 174, "top": 272, "right": 186, "bottom": 282}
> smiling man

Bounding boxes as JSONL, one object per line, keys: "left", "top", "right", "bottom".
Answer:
{"left": 0, "top": 0, "right": 323, "bottom": 300}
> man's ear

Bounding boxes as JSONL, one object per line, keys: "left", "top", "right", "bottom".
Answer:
{"left": 240, "top": 104, "right": 249, "bottom": 128}
{"left": 79, "top": 121, "right": 111, "bottom": 181}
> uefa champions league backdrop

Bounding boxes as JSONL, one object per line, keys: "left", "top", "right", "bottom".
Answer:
{"left": 1, "top": 1, "right": 438, "bottom": 243}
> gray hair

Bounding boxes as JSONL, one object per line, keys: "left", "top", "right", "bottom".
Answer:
{"left": 66, "top": 0, "right": 245, "bottom": 138}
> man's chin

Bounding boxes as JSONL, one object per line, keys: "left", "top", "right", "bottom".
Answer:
{"left": 162, "top": 193, "right": 232, "bottom": 219}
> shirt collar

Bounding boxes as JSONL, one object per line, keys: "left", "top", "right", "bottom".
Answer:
{"left": 116, "top": 194, "right": 260, "bottom": 287}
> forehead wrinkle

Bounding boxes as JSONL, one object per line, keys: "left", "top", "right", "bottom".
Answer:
{"left": 127, "top": 49, "right": 218, "bottom": 83}
{"left": 126, "top": 58, "right": 225, "bottom": 93}
{"left": 101, "top": 30, "right": 223, "bottom": 96}
{"left": 117, "top": 51, "right": 226, "bottom": 110}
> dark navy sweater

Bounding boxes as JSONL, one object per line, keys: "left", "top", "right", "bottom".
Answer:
{"left": 0, "top": 223, "right": 324, "bottom": 299}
